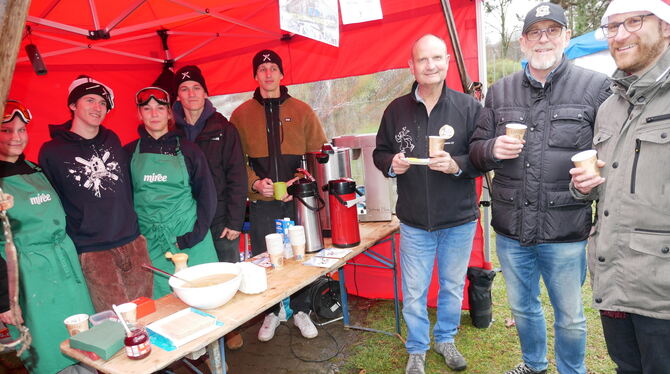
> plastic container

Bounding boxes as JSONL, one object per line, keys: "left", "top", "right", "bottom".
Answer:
{"left": 124, "top": 326, "right": 151, "bottom": 360}
{"left": 90, "top": 310, "right": 118, "bottom": 326}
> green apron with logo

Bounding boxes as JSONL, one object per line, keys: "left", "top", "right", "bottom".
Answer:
{"left": 131, "top": 139, "right": 217, "bottom": 298}
{"left": 0, "top": 162, "right": 95, "bottom": 374}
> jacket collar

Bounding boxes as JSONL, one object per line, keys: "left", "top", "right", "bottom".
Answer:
{"left": 253, "top": 85, "right": 291, "bottom": 105}
{"left": 410, "top": 81, "right": 448, "bottom": 104}
{"left": 611, "top": 47, "right": 670, "bottom": 97}
{"left": 522, "top": 55, "right": 570, "bottom": 88}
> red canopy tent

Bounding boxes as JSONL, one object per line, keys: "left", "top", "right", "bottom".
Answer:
{"left": 10, "top": 0, "right": 483, "bottom": 160}
{"left": 8, "top": 0, "right": 490, "bottom": 308}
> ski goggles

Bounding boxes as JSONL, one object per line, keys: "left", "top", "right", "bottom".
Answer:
{"left": 3, "top": 100, "right": 32, "bottom": 124}
{"left": 136, "top": 87, "right": 170, "bottom": 106}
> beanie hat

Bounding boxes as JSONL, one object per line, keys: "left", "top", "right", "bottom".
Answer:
{"left": 522, "top": 2, "right": 567, "bottom": 34}
{"left": 67, "top": 75, "right": 114, "bottom": 111}
{"left": 252, "top": 49, "right": 284, "bottom": 77}
{"left": 174, "top": 65, "right": 209, "bottom": 94}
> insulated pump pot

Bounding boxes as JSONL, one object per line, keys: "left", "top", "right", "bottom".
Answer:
{"left": 328, "top": 178, "right": 361, "bottom": 248}
{"left": 287, "top": 178, "right": 324, "bottom": 253}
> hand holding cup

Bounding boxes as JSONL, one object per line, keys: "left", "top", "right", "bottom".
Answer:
{"left": 570, "top": 150, "right": 606, "bottom": 194}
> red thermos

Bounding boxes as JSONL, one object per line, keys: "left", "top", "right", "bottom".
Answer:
{"left": 328, "top": 178, "right": 361, "bottom": 248}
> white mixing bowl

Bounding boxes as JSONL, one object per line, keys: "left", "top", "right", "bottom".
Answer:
{"left": 169, "top": 262, "right": 242, "bottom": 310}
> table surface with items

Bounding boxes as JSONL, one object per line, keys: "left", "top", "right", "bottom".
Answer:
{"left": 59, "top": 217, "right": 400, "bottom": 374}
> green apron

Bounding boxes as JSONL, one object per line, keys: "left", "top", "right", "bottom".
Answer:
{"left": 0, "top": 162, "right": 95, "bottom": 374}
{"left": 131, "top": 139, "right": 217, "bottom": 298}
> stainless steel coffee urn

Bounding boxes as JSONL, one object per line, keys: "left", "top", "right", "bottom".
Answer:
{"left": 305, "top": 144, "right": 352, "bottom": 236}
{"left": 287, "top": 176, "right": 324, "bottom": 253}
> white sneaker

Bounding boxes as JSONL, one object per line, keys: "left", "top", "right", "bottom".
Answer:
{"left": 293, "top": 311, "right": 318, "bottom": 339}
{"left": 258, "top": 313, "right": 280, "bottom": 342}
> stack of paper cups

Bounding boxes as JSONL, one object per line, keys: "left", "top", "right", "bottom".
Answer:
{"left": 288, "top": 226, "right": 306, "bottom": 261}
{"left": 265, "top": 233, "right": 285, "bottom": 269}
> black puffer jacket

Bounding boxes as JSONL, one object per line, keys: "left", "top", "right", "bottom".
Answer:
{"left": 469, "top": 57, "right": 611, "bottom": 245}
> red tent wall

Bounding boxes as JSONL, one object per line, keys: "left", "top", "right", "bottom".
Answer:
{"left": 9, "top": 0, "right": 481, "bottom": 161}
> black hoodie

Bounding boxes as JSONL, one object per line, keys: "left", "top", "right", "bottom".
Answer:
{"left": 38, "top": 121, "right": 140, "bottom": 253}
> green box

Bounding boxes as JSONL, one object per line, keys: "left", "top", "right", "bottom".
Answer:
{"left": 69, "top": 320, "right": 125, "bottom": 360}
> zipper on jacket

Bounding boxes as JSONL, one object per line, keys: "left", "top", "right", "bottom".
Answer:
{"left": 646, "top": 113, "right": 670, "bottom": 123}
{"left": 634, "top": 228, "right": 670, "bottom": 234}
{"left": 630, "top": 139, "right": 641, "bottom": 194}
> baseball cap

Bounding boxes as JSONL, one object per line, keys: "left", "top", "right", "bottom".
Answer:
{"left": 522, "top": 2, "right": 567, "bottom": 34}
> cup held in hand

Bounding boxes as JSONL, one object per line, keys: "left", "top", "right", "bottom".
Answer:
{"left": 505, "top": 123, "right": 527, "bottom": 141}
{"left": 571, "top": 150, "right": 600, "bottom": 177}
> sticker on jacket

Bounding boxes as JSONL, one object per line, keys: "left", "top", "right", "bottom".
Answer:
{"left": 67, "top": 150, "right": 121, "bottom": 198}
{"left": 394, "top": 127, "right": 415, "bottom": 153}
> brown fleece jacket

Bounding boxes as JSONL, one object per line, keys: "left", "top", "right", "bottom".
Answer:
{"left": 230, "top": 86, "right": 327, "bottom": 201}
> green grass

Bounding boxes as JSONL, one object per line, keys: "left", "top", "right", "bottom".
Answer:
{"left": 343, "top": 233, "right": 616, "bottom": 374}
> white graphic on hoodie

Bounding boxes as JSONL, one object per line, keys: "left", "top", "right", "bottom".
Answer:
{"left": 67, "top": 150, "right": 120, "bottom": 198}
{"left": 394, "top": 127, "right": 415, "bottom": 153}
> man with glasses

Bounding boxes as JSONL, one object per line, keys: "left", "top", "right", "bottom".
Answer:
{"left": 570, "top": 0, "right": 670, "bottom": 371}
{"left": 469, "top": 3, "right": 611, "bottom": 374}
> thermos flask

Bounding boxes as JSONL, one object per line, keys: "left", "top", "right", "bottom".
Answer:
{"left": 287, "top": 178, "right": 325, "bottom": 253}
{"left": 328, "top": 178, "right": 361, "bottom": 248}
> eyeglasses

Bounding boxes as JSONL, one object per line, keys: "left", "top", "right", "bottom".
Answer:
{"left": 601, "top": 13, "right": 655, "bottom": 38}
{"left": 525, "top": 26, "right": 564, "bottom": 41}
{"left": 3, "top": 100, "right": 32, "bottom": 124}
{"left": 136, "top": 87, "right": 170, "bottom": 106}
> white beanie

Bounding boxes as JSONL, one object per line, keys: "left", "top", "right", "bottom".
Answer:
{"left": 601, "top": 0, "right": 670, "bottom": 26}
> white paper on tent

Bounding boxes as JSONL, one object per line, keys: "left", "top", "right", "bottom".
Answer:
{"left": 147, "top": 308, "right": 221, "bottom": 348}
{"left": 340, "top": 0, "right": 383, "bottom": 25}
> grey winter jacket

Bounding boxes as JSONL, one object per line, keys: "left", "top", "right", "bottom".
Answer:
{"left": 469, "top": 57, "right": 611, "bottom": 245}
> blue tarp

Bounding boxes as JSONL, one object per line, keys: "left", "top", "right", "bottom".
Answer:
{"left": 564, "top": 30, "right": 608, "bottom": 59}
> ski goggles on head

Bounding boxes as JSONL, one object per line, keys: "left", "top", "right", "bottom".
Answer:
{"left": 3, "top": 100, "right": 32, "bottom": 124}
{"left": 136, "top": 87, "right": 170, "bottom": 106}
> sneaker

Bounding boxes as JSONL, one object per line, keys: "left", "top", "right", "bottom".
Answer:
{"left": 258, "top": 313, "right": 280, "bottom": 342}
{"left": 405, "top": 352, "right": 426, "bottom": 374}
{"left": 504, "top": 363, "right": 547, "bottom": 374}
{"left": 293, "top": 311, "right": 318, "bottom": 339}
{"left": 225, "top": 330, "right": 243, "bottom": 350}
{"left": 434, "top": 341, "right": 467, "bottom": 371}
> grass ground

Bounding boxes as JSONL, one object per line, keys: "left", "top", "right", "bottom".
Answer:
{"left": 342, "top": 233, "right": 616, "bottom": 374}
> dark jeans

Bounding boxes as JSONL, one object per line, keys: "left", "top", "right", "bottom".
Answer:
{"left": 211, "top": 222, "right": 241, "bottom": 263}
{"left": 250, "top": 200, "right": 310, "bottom": 314}
{"left": 249, "top": 200, "right": 295, "bottom": 256}
{"left": 601, "top": 312, "right": 670, "bottom": 374}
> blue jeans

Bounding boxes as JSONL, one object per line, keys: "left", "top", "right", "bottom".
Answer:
{"left": 496, "top": 235, "right": 587, "bottom": 374}
{"left": 399, "top": 221, "right": 476, "bottom": 354}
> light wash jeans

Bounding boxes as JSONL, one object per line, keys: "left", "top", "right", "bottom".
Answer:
{"left": 399, "top": 221, "right": 476, "bottom": 354}
{"left": 496, "top": 234, "right": 587, "bottom": 374}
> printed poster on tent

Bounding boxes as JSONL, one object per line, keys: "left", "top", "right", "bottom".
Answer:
{"left": 279, "top": 0, "right": 339, "bottom": 47}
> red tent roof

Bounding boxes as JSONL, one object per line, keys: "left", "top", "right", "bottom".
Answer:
{"left": 10, "top": 0, "right": 481, "bottom": 159}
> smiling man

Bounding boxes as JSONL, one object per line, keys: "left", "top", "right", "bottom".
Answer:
{"left": 469, "top": 3, "right": 611, "bottom": 374}
{"left": 569, "top": 0, "right": 670, "bottom": 372}
{"left": 374, "top": 34, "right": 482, "bottom": 374}
{"left": 38, "top": 75, "right": 153, "bottom": 312}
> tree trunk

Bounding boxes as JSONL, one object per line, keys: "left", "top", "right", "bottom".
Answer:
{"left": 0, "top": 0, "right": 31, "bottom": 113}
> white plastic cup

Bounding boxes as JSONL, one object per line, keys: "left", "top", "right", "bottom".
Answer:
{"left": 117, "top": 302, "right": 137, "bottom": 324}
{"left": 265, "top": 233, "right": 285, "bottom": 269}
{"left": 64, "top": 313, "right": 90, "bottom": 336}
{"left": 288, "top": 226, "right": 306, "bottom": 261}
{"left": 571, "top": 149, "right": 600, "bottom": 177}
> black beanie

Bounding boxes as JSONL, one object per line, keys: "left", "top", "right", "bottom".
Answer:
{"left": 174, "top": 65, "right": 209, "bottom": 94}
{"left": 67, "top": 75, "right": 114, "bottom": 111}
{"left": 252, "top": 49, "right": 284, "bottom": 77}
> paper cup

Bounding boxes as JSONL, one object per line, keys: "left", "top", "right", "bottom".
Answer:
{"left": 505, "top": 123, "right": 527, "bottom": 141}
{"left": 571, "top": 150, "right": 600, "bottom": 177}
{"left": 64, "top": 313, "right": 90, "bottom": 336}
{"left": 266, "top": 233, "right": 285, "bottom": 269}
{"left": 273, "top": 182, "right": 288, "bottom": 200}
{"left": 288, "top": 226, "right": 306, "bottom": 261}
{"left": 428, "top": 136, "right": 448, "bottom": 157}
{"left": 117, "top": 302, "right": 137, "bottom": 324}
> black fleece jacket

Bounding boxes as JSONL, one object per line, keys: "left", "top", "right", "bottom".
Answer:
{"left": 173, "top": 100, "right": 248, "bottom": 232}
{"left": 374, "top": 82, "right": 482, "bottom": 231}
{"left": 38, "top": 121, "right": 140, "bottom": 253}
{"left": 124, "top": 126, "right": 217, "bottom": 249}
